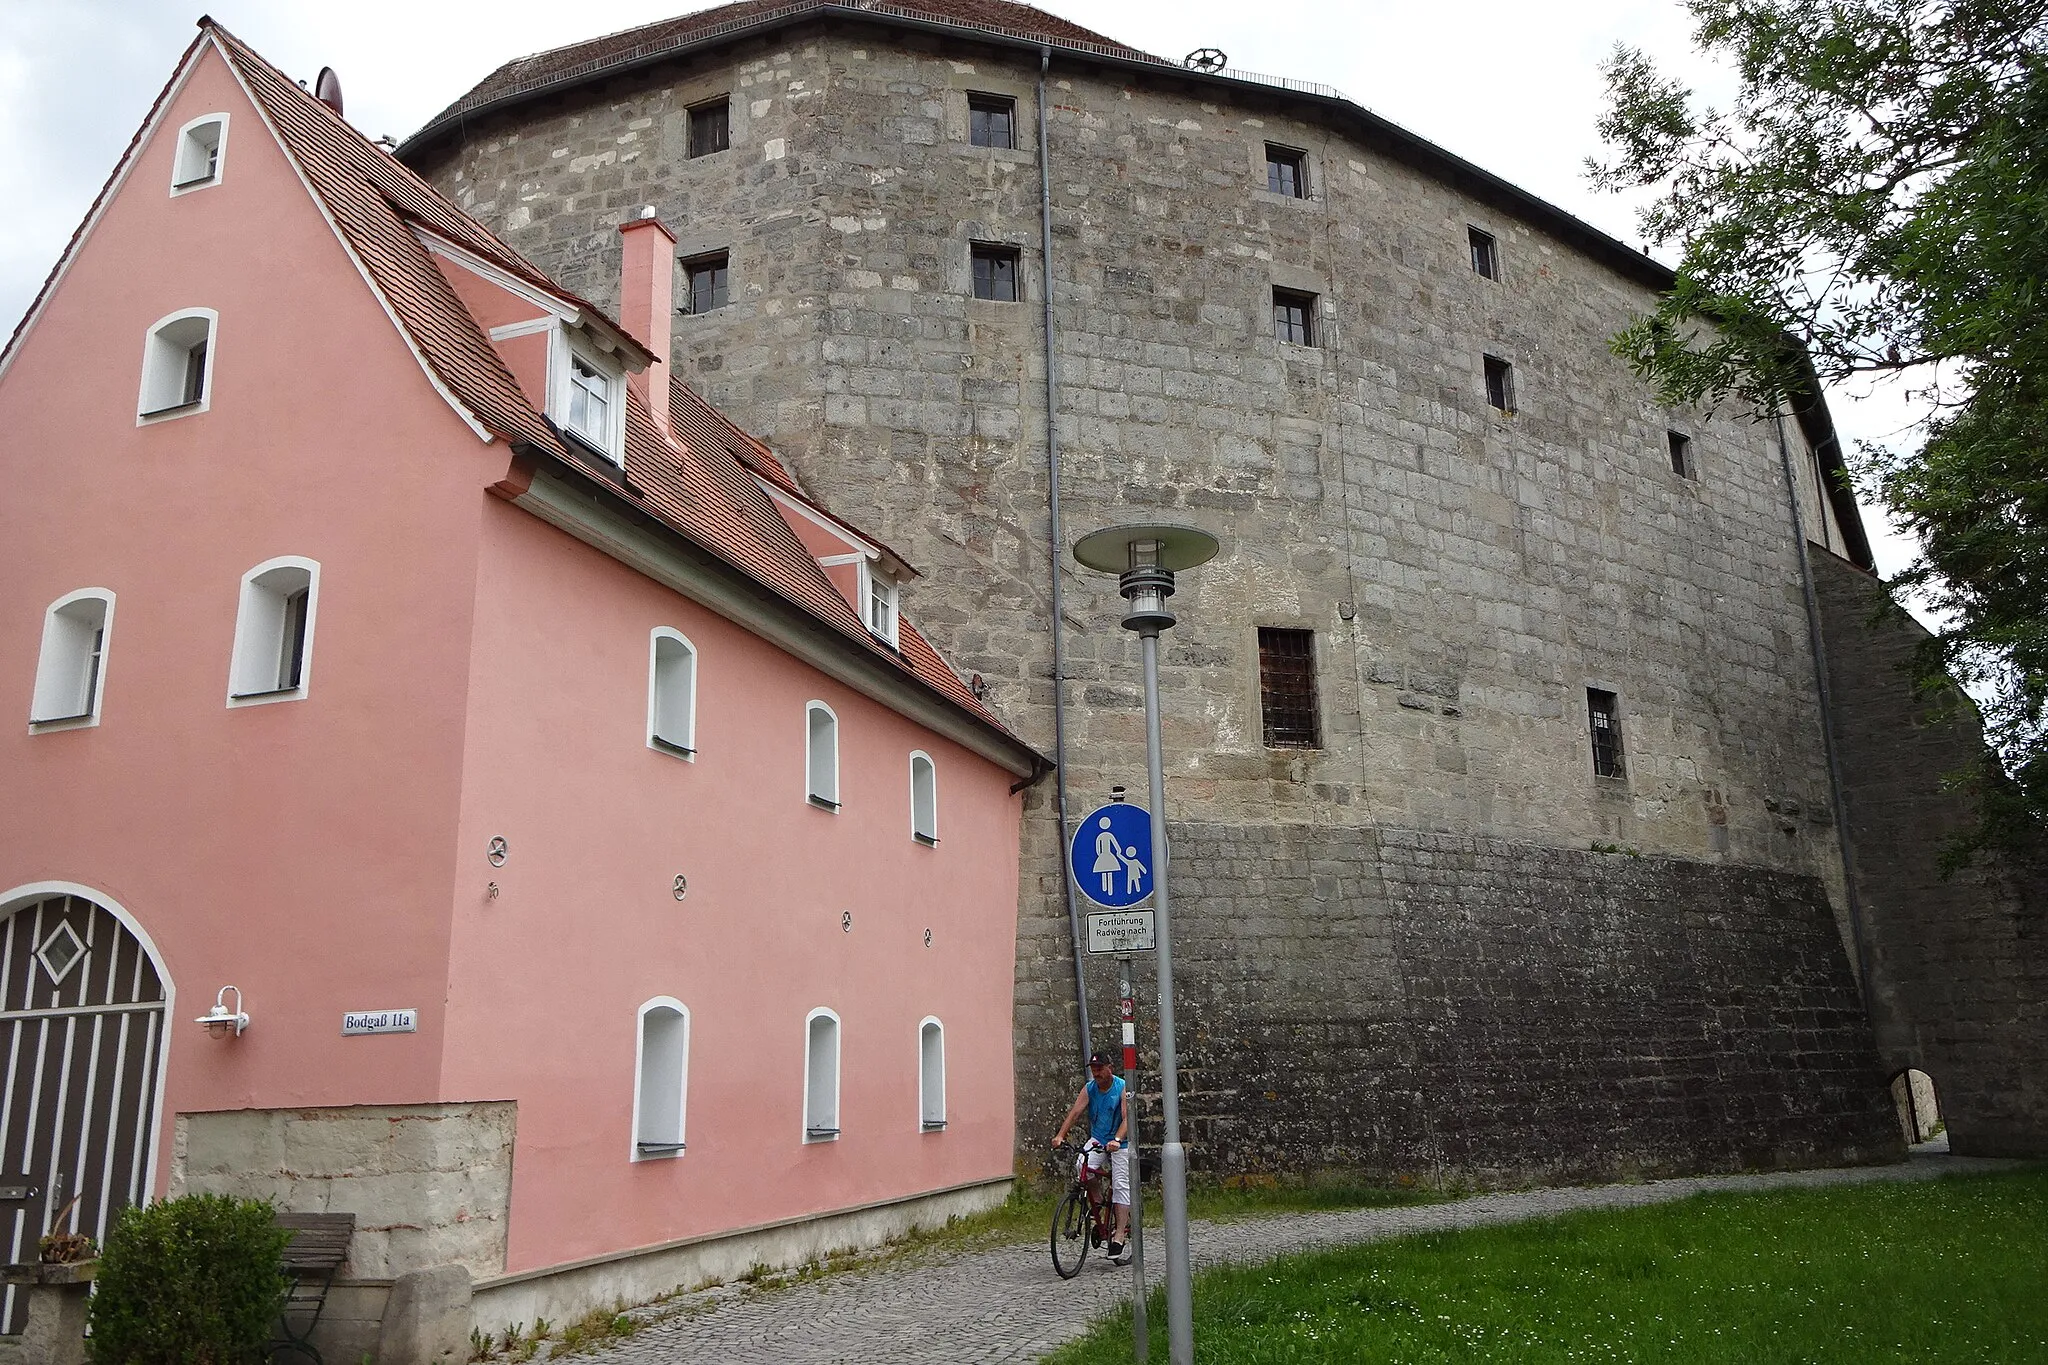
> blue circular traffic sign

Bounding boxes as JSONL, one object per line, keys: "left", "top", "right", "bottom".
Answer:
{"left": 1070, "top": 802, "right": 1154, "bottom": 908}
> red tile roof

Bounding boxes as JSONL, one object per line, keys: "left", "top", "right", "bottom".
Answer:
{"left": 412, "top": 0, "right": 1160, "bottom": 141}
{"left": 205, "top": 21, "right": 1023, "bottom": 751}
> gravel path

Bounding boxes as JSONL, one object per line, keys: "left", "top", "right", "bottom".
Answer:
{"left": 572, "top": 1154, "right": 2015, "bottom": 1365}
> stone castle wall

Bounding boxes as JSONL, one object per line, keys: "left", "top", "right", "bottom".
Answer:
{"left": 411, "top": 20, "right": 1899, "bottom": 1174}
{"left": 1812, "top": 552, "right": 2048, "bottom": 1156}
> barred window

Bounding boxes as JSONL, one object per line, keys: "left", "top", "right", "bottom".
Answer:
{"left": 1258, "top": 628, "right": 1321, "bottom": 748}
{"left": 1587, "top": 688, "right": 1625, "bottom": 779}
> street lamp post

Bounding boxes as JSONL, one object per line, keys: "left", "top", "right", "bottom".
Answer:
{"left": 1072, "top": 522, "right": 1218, "bottom": 1365}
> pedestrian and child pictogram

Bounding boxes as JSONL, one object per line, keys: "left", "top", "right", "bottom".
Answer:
{"left": 1070, "top": 802, "right": 1154, "bottom": 908}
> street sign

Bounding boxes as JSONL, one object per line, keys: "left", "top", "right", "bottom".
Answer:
{"left": 1088, "top": 909, "right": 1156, "bottom": 954}
{"left": 342, "top": 1009, "right": 417, "bottom": 1036}
{"left": 1070, "top": 801, "right": 1155, "bottom": 908}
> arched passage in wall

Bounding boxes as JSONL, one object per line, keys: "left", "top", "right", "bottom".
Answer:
{"left": 1889, "top": 1068, "right": 1945, "bottom": 1150}
{"left": 0, "top": 884, "right": 171, "bottom": 1332}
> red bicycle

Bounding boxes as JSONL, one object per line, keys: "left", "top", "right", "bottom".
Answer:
{"left": 1050, "top": 1140, "right": 1116, "bottom": 1278}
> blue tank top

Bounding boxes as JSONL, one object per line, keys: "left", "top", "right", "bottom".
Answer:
{"left": 1087, "top": 1075, "right": 1125, "bottom": 1145}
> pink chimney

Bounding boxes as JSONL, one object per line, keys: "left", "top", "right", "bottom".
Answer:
{"left": 618, "top": 208, "right": 675, "bottom": 435}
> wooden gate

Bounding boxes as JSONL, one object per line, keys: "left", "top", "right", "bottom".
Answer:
{"left": 0, "top": 894, "right": 165, "bottom": 1331}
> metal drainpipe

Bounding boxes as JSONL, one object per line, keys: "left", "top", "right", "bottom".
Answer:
{"left": 1039, "top": 46, "right": 1091, "bottom": 1064}
{"left": 1773, "top": 410, "right": 1875, "bottom": 1014}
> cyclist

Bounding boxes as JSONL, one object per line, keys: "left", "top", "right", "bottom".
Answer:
{"left": 1051, "top": 1050, "right": 1131, "bottom": 1260}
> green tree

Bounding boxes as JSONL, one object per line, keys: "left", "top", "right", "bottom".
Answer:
{"left": 1589, "top": 0, "right": 2048, "bottom": 853}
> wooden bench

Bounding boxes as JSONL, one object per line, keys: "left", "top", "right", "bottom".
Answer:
{"left": 267, "top": 1212, "right": 354, "bottom": 1365}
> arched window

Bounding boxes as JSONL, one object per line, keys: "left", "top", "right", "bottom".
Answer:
{"left": 648, "top": 629, "right": 697, "bottom": 757}
{"left": 30, "top": 590, "right": 115, "bottom": 730}
{"left": 170, "top": 113, "right": 229, "bottom": 193}
{"left": 138, "top": 308, "right": 217, "bottom": 420}
{"left": 919, "top": 1017, "right": 946, "bottom": 1132}
{"left": 228, "top": 556, "right": 319, "bottom": 706}
{"left": 804, "top": 1007, "right": 841, "bottom": 1141}
{"left": 909, "top": 751, "right": 938, "bottom": 844}
{"left": 806, "top": 702, "right": 839, "bottom": 809}
{"left": 633, "top": 998, "right": 689, "bottom": 1159}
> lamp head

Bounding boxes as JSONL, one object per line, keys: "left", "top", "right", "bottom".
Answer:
{"left": 196, "top": 984, "right": 248, "bottom": 1039}
{"left": 1071, "top": 523, "right": 1219, "bottom": 635}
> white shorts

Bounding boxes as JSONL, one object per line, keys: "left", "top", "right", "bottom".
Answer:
{"left": 1076, "top": 1144, "right": 1131, "bottom": 1206}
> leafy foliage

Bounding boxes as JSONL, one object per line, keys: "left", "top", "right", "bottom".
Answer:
{"left": 1590, "top": 0, "right": 2048, "bottom": 855}
{"left": 87, "top": 1194, "right": 291, "bottom": 1365}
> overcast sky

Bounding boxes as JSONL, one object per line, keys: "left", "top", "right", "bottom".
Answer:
{"left": 1, "top": 0, "right": 1932, "bottom": 585}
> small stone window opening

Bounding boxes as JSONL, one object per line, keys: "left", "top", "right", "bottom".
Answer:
{"left": 633, "top": 1001, "right": 689, "bottom": 1158}
{"left": 682, "top": 252, "right": 730, "bottom": 315}
{"left": 910, "top": 752, "right": 938, "bottom": 845}
{"left": 1272, "top": 288, "right": 1316, "bottom": 346}
{"left": 919, "top": 1018, "right": 946, "bottom": 1132}
{"left": 1469, "top": 226, "right": 1499, "bottom": 280}
{"left": 1483, "top": 354, "right": 1516, "bottom": 413}
{"left": 971, "top": 244, "right": 1020, "bottom": 302}
{"left": 1587, "top": 688, "right": 1625, "bottom": 779}
{"left": 1668, "top": 430, "right": 1694, "bottom": 478}
{"left": 969, "top": 94, "right": 1016, "bottom": 150}
{"left": 1266, "top": 144, "right": 1307, "bottom": 198}
{"left": 31, "top": 592, "right": 113, "bottom": 727}
{"left": 1258, "top": 627, "right": 1322, "bottom": 749}
{"left": 806, "top": 701, "right": 840, "bottom": 809}
{"left": 139, "top": 311, "right": 216, "bottom": 418}
{"left": 687, "top": 99, "right": 731, "bottom": 158}
{"left": 229, "top": 558, "right": 318, "bottom": 703}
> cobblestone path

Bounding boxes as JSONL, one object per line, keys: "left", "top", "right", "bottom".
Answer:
{"left": 578, "top": 1155, "right": 2011, "bottom": 1364}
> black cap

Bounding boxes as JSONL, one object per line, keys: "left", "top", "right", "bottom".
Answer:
{"left": 1088, "top": 1051, "right": 1114, "bottom": 1068}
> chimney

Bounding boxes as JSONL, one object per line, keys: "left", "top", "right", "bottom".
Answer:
{"left": 618, "top": 207, "right": 676, "bottom": 436}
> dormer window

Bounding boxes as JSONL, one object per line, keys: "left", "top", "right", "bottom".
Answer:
{"left": 862, "top": 562, "right": 900, "bottom": 647}
{"left": 551, "top": 330, "right": 625, "bottom": 463}
{"left": 171, "top": 114, "right": 229, "bottom": 193}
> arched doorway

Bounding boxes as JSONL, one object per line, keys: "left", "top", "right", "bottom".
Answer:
{"left": 0, "top": 888, "right": 168, "bottom": 1331}
{"left": 1889, "top": 1068, "right": 1944, "bottom": 1150}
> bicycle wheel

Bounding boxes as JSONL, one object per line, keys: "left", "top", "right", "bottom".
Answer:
{"left": 1050, "top": 1185, "right": 1091, "bottom": 1279}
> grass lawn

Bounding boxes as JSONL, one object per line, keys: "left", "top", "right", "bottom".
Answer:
{"left": 1046, "top": 1169, "right": 2048, "bottom": 1364}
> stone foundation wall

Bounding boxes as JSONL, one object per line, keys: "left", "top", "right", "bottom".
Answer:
{"left": 1812, "top": 551, "right": 2048, "bottom": 1157}
{"left": 168, "top": 1101, "right": 517, "bottom": 1278}
{"left": 1044, "top": 824, "right": 1900, "bottom": 1181}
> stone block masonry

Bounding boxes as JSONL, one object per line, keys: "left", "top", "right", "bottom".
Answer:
{"left": 1066, "top": 823, "right": 1898, "bottom": 1180}
{"left": 169, "top": 1101, "right": 516, "bottom": 1278}
{"left": 1812, "top": 551, "right": 2048, "bottom": 1157}
{"left": 412, "top": 15, "right": 1902, "bottom": 1179}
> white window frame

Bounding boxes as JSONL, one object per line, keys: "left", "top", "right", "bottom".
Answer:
{"left": 631, "top": 997, "right": 690, "bottom": 1160}
{"left": 918, "top": 1017, "right": 946, "bottom": 1133}
{"left": 226, "top": 556, "right": 320, "bottom": 707}
{"left": 548, "top": 326, "right": 626, "bottom": 464}
{"left": 647, "top": 628, "right": 698, "bottom": 759}
{"left": 170, "top": 113, "right": 230, "bottom": 194}
{"left": 806, "top": 701, "right": 840, "bottom": 810}
{"left": 909, "top": 751, "right": 938, "bottom": 845}
{"left": 137, "top": 308, "right": 217, "bottom": 423}
{"left": 803, "top": 1007, "right": 842, "bottom": 1142}
{"left": 859, "top": 559, "right": 900, "bottom": 648}
{"left": 29, "top": 589, "right": 116, "bottom": 731}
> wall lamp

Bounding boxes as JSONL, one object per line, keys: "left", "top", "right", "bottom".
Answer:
{"left": 196, "top": 985, "right": 249, "bottom": 1039}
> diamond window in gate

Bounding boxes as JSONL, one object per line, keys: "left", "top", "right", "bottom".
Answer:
{"left": 36, "top": 921, "right": 88, "bottom": 986}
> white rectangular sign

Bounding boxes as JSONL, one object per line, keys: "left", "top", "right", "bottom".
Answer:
{"left": 342, "top": 1009, "right": 417, "bottom": 1036}
{"left": 1087, "top": 910, "right": 1156, "bottom": 954}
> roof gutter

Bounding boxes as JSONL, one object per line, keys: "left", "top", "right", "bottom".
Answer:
{"left": 497, "top": 443, "right": 1047, "bottom": 780}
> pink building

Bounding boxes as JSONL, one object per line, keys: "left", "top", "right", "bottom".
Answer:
{"left": 0, "top": 20, "right": 1041, "bottom": 1341}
